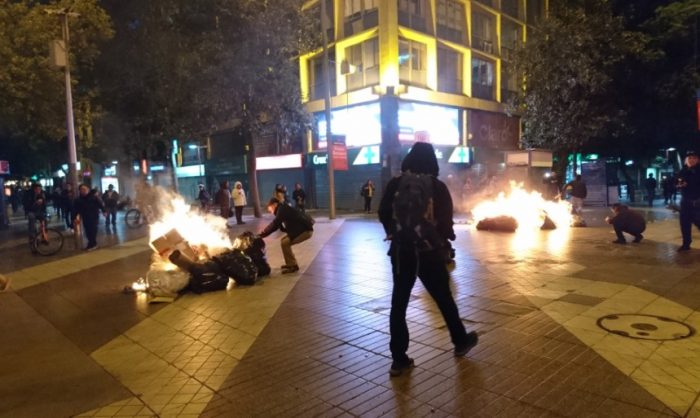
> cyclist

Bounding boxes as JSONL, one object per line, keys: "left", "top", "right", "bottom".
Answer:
{"left": 24, "top": 183, "right": 47, "bottom": 245}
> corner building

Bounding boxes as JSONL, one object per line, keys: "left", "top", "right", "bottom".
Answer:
{"left": 299, "top": 0, "right": 546, "bottom": 209}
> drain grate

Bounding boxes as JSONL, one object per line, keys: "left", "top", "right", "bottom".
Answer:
{"left": 597, "top": 314, "right": 695, "bottom": 341}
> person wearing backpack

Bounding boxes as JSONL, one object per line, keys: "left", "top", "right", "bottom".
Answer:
{"left": 378, "top": 142, "right": 478, "bottom": 377}
{"left": 259, "top": 197, "right": 313, "bottom": 274}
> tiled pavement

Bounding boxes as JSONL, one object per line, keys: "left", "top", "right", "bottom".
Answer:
{"left": 2, "top": 208, "right": 700, "bottom": 417}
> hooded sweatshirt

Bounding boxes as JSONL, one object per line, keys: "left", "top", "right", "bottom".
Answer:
{"left": 232, "top": 182, "right": 247, "bottom": 207}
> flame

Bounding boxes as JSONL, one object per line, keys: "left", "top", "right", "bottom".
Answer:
{"left": 472, "top": 181, "right": 573, "bottom": 231}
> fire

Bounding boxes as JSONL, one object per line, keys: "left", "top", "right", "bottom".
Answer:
{"left": 471, "top": 181, "right": 573, "bottom": 231}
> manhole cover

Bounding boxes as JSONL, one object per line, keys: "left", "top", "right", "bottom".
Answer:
{"left": 597, "top": 314, "right": 695, "bottom": 341}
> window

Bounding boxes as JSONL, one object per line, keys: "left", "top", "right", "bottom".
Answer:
{"left": 399, "top": 39, "right": 427, "bottom": 86}
{"left": 345, "top": 38, "right": 379, "bottom": 91}
{"left": 501, "top": 62, "right": 519, "bottom": 102}
{"left": 308, "top": 49, "right": 337, "bottom": 100}
{"left": 438, "top": 46, "right": 462, "bottom": 94}
{"left": 398, "top": 0, "right": 431, "bottom": 33}
{"left": 501, "top": 20, "right": 523, "bottom": 60}
{"left": 344, "top": 0, "right": 379, "bottom": 36}
{"left": 436, "top": 0, "right": 465, "bottom": 44}
{"left": 526, "top": 0, "right": 545, "bottom": 25}
{"left": 471, "top": 57, "right": 494, "bottom": 100}
{"left": 475, "top": 0, "right": 494, "bottom": 8}
{"left": 501, "top": 0, "right": 523, "bottom": 20}
{"left": 472, "top": 10, "right": 496, "bottom": 54}
{"left": 308, "top": 0, "right": 335, "bottom": 42}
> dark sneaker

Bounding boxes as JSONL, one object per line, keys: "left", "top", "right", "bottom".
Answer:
{"left": 633, "top": 234, "right": 643, "bottom": 243}
{"left": 389, "top": 358, "right": 414, "bottom": 377}
{"left": 282, "top": 265, "right": 299, "bottom": 274}
{"left": 455, "top": 331, "right": 479, "bottom": 357}
{"left": 612, "top": 239, "right": 627, "bottom": 244}
{"left": 85, "top": 245, "right": 98, "bottom": 252}
{"left": 678, "top": 245, "right": 691, "bottom": 252}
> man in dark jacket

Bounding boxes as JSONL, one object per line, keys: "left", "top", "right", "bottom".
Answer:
{"left": 24, "top": 183, "right": 47, "bottom": 243}
{"left": 102, "top": 184, "right": 120, "bottom": 231}
{"left": 378, "top": 142, "right": 477, "bottom": 377}
{"left": 677, "top": 151, "right": 700, "bottom": 251}
{"left": 60, "top": 183, "right": 76, "bottom": 231}
{"left": 563, "top": 174, "right": 587, "bottom": 215}
{"left": 606, "top": 204, "right": 646, "bottom": 244}
{"left": 644, "top": 174, "right": 657, "bottom": 207}
{"left": 259, "top": 197, "right": 313, "bottom": 274}
{"left": 73, "top": 184, "right": 105, "bottom": 251}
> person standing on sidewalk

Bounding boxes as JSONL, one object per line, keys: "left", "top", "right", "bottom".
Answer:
{"left": 102, "top": 184, "right": 119, "bottom": 232}
{"left": 232, "top": 181, "right": 247, "bottom": 225}
{"left": 197, "top": 184, "right": 210, "bottom": 212}
{"left": 378, "top": 142, "right": 478, "bottom": 377}
{"left": 645, "top": 174, "right": 657, "bottom": 207}
{"left": 563, "top": 175, "right": 587, "bottom": 215}
{"left": 215, "top": 181, "right": 232, "bottom": 221}
{"left": 73, "top": 184, "right": 104, "bottom": 251}
{"left": 361, "top": 179, "right": 375, "bottom": 213}
{"left": 676, "top": 151, "right": 700, "bottom": 251}
{"left": 60, "top": 183, "right": 76, "bottom": 231}
{"left": 292, "top": 183, "right": 306, "bottom": 212}
{"left": 259, "top": 198, "right": 313, "bottom": 274}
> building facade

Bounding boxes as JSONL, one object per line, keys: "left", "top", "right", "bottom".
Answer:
{"left": 298, "top": 0, "right": 545, "bottom": 209}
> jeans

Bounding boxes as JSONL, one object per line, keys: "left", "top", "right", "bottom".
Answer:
{"left": 280, "top": 230, "right": 313, "bottom": 267}
{"left": 364, "top": 197, "right": 372, "bottom": 213}
{"left": 571, "top": 197, "right": 584, "bottom": 215}
{"left": 234, "top": 206, "right": 244, "bottom": 224}
{"left": 83, "top": 216, "right": 98, "bottom": 248}
{"left": 27, "top": 212, "right": 37, "bottom": 240}
{"left": 105, "top": 207, "right": 117, "bottom": 226}
{"left": 389, "top": 245, "right": 468, "bottom": 362}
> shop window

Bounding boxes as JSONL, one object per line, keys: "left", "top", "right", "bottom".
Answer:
{"left": 344, "top": 0, "right": 379, "bottom": 37}
{"left": 437, "top": 46, "right": 462, "bottom": 94}
{"left": 399, "top": 39, "right": 427, "bottom": 87}
{"left": 472, "top": 10, "right": 496, "bottom": 54}
{"left": 344, "top": 38, "right": 379, "bottom": 91}
{"left": 398, "top": 0, "right": 431, "bottom": 34}
{"left": 471, "top": 57, "right": 494, "bottom": 100}
{"left": 436, "top": 0, "right": 466, "bottom": 44}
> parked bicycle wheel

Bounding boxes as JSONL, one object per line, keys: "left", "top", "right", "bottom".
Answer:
{"left": 33, "top": 228, "right": 64, "bottom": 256}
{"left": 125, "top": 208, "right": 143, "bottom": 229}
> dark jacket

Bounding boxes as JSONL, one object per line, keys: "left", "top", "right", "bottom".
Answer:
{"left": 292, "top": 189, "right": 306, "bottom": 205}
{"left": 678, "top": 165, "right": 700, "bottom": 201}
{"left": 102, "top": 190, "right": 120, "bottom": 209}
{"left": 609, "top": 205, "right": 646, "bottom": 234}
{"left": 73, "top": 191, "right": 105, "bottom": 222}
{"left": 24, "top": 191, "right": 47, "bottom": 214}
{"left": 564, "top": 179, "right": 587, "bottom": 199}
{"left": 378, "top": 142, "right": 455, "bottom": 243}
{"left": 60, "top": 188, "right": 75, "bottom": 210}
{"left": 260, "top": 204, "right": 312, "bottom": 241}
{"left": 361, "top": 183, "right": 375, "bottom": 198}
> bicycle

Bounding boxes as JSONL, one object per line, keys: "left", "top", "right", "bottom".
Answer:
{"left": 30, "top": 214, "right": 64, "bottom": 256}
{"left": 124, "top": 205, "right": 155, "bottom": 229}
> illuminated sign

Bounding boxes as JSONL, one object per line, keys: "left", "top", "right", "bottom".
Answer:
{"left": 150, "top": 165, "right": 165, "bottom": 172}
{"left": 398, "top": 102, "right": 460, "bottom": 146}
{"left": 175, "top": 164, "right": 205, "bottom": 178}
{"left": 101, "top": 177, "right": 119, "bottom": 193}
{"left": 317, "top": 102, "right": 381, "bottom": 148}
{"left": 448, "top": 147, "right": 470, "bottom": 164}
{"left": 256, "top": 154, "right": 303, "bottom": 171}
{"left": 311, "top": 154, "right": 328, "bottom": 165}
{"left": 353, "top": 146, "right": 380, "bottom": 165}
{"left": 0, "top": 161, "right": 9, "bottom": 175}
{"left": 104, "top": 165, "right": 117, "bottom": 176}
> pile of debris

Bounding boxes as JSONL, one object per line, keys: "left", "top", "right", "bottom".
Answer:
{"left": 128, "top": 229, "right": 271, "bottom": 302}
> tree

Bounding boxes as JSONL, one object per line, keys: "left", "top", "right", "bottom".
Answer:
{"left": 511, "top": 0, "right": 643, "bottom": 173}
{"left": 0, "top": 0, "right": 112, "bottom": 174}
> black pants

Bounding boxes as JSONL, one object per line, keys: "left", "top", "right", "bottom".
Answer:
{"left": 680, "top": 199, "right": 700, "bottom": 246}
{"left": 83, "top": 216, "right": 98, "bottom": 248}
{"left": 234, "top": 206, "right": 244, "bottom": 224}
{"left": 105, "top": 207, "right": 117, "bottom": 226}
{"left": 364, "top": 197, "right": 372, "bottom": 213}
{"left": 613, "top": 224, "right": 644, "bottom": 241}
{"left": 389, "top": 246, "right": 468, "bottom": 363}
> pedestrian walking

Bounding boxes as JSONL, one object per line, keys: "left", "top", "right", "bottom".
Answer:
{"left": 606, "top": 204, "right": 646, "bottom": 244}
{"left": 361, "top": 179, "right": 375, "bottom": 213}
{"left": 661, "top": 175, "right": 674, "bottom": 205}
{"left": 24, "top": 183, "right": 47, "bottom": 245}
{"left": 676, "top": 151, "right": 700, "bottom": 251}
{"left": 73, "top": 184, "right": 105, "bottom": 251}
{"left": 197, "top": 184, "right": 210, "bottom": 212}
{"left": 292, "top": 183, "right": 306, "bottom": 212}
{"left": 60, "top": 183, "right": 76, "bottom": 231}
{"left": 215, "top": 181, "right": 232, "bottom": 221}
{"left": 259, "top": 198, "right": 314, "bottom": 274}
{"left": 102, "top": 184, "right": 119, "bottom": 232}
{"left": 563, "top": 175, "right": 587, "bottom": 216}
{"left": 378, "top": 142, "right": 478, "bottom": 377}
{"left": 232, "top": 181, "right": 247, "bottom": 225}
{"left": 645, "top": 174, "right": 657, "bottom": 207}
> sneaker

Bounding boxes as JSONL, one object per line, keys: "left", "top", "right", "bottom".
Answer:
{"left": 281, "top": 265, "right": 299, "bottom": 274}
{"left": 85, "top": 245, "right": 98, "bottom": 252}
{"left": 389, "top": 358, "right": 414, "bottom": 377}
{"left": 678, "top": 245, "right": 691, "bottom": 252}
{"left": 633, "top": 234, "right": 643, "bottom": 243}
{"left": 612, "top": 239, "right": 627, "bottom": 244}
{"left": 455, "top": 331, "right": 479, "bottom": 357}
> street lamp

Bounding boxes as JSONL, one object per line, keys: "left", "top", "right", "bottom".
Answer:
{"left": 47, "top": 8, "right": 80, "bottom": 187}
{"left": 320, "top": 0, "right": 335, "bottom": 219}
{"left": 188, "top": 143, "right": 206, "bottom": 183}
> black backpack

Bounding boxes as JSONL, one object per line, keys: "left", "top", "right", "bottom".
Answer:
{"left": 213, "top": 249, "right": 259, "bottom": 286}
{"left": 392, "top": 172, "right": 443, "bottom": 252}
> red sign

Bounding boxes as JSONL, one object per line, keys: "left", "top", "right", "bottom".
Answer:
{"left": 331, "top": 143, "right": 348, "bottom": 171}
{"left": 0, "top": 161, "right": 9, "bottom": 175}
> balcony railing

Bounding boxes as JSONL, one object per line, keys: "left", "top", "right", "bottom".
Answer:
{"left": 472, "top": 36, "right": 495, "bottom": 54}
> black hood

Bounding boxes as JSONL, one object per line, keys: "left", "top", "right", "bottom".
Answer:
{"left": 400, "top": 142, "right": 439, "bottom": 176}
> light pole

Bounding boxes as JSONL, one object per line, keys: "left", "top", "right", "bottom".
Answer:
{"left": 321, "top": 0, "right": 336, "bottom": 219}
{"left": 47, "top": 8, "right": 80, "bottom": 188}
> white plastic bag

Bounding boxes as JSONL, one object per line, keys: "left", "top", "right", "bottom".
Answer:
{"left": 146, "top": 264, "right": 190, "bottom": 297}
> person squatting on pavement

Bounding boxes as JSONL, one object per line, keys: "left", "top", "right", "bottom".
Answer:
{"left": 378, "top": 142, "right": 478, "bottom": 377}
{"left": 102, "top": 184, "right": 120, "bottom": 232}
{"left": 259, "top": 197, "right": 313, "bottom": 274}
{"left": 677, "top": 150, "right": 700, "bottom": 251}
{"left": 73, "top": 184, "right": 105, "bottom": 251}
{"left": 606, "top": 203, "right": 646, "bottom": 244}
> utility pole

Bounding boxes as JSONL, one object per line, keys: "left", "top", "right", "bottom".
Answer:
{"left": 48, "top": 8, "right": 80, "bottom": 187}
{"left": 320, "top": 0, "right": 336, "bottom": 219}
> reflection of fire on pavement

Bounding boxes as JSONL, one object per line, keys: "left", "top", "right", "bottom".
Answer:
{"left": 472, "top": 182, "right": 573, "bottom": 232}
{"left": 125, "top": 190, "right": 270, "bottom": 302}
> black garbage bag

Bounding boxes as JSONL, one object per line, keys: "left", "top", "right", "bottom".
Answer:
{"left": 541, "top": 215, "right": 557, "bottom": 230}
{"left": 188, "top": 261, "right": 230, "bottom": 293}
{"left": 237, "top": 232, "right": 271, "bottom": 278}
{"left": 213, "top": 249, "right": 259, "bottom": 286}
{"left": 476, "top": 216, "right": 518, "bottom": 232}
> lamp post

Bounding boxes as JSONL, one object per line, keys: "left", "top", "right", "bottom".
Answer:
{"left": 47, "top": 8, "right": 80, "bottom": 188}
{"left": 321, "top": 0, "right": 336, "bottom": 219}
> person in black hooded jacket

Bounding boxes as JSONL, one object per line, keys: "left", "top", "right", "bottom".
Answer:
{"left": 259, "top": 197, "right": 313, "bottom": 274}
{"left": 378, "top": 142, "right": 478, "bottom": 377}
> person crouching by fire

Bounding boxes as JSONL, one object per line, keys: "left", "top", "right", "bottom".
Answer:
{"left": 606, "top": 203, "right": 646, "bottom": 244}
{"left": 258, "top": 198, "right": 313, "bottom": 274}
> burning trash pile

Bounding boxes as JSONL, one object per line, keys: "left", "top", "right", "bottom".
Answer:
{"left": 471, "top": 182, "right": 573, "bottom": 233}
{"left": 126, "top": 190, "right": 270, "bottom": 302}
